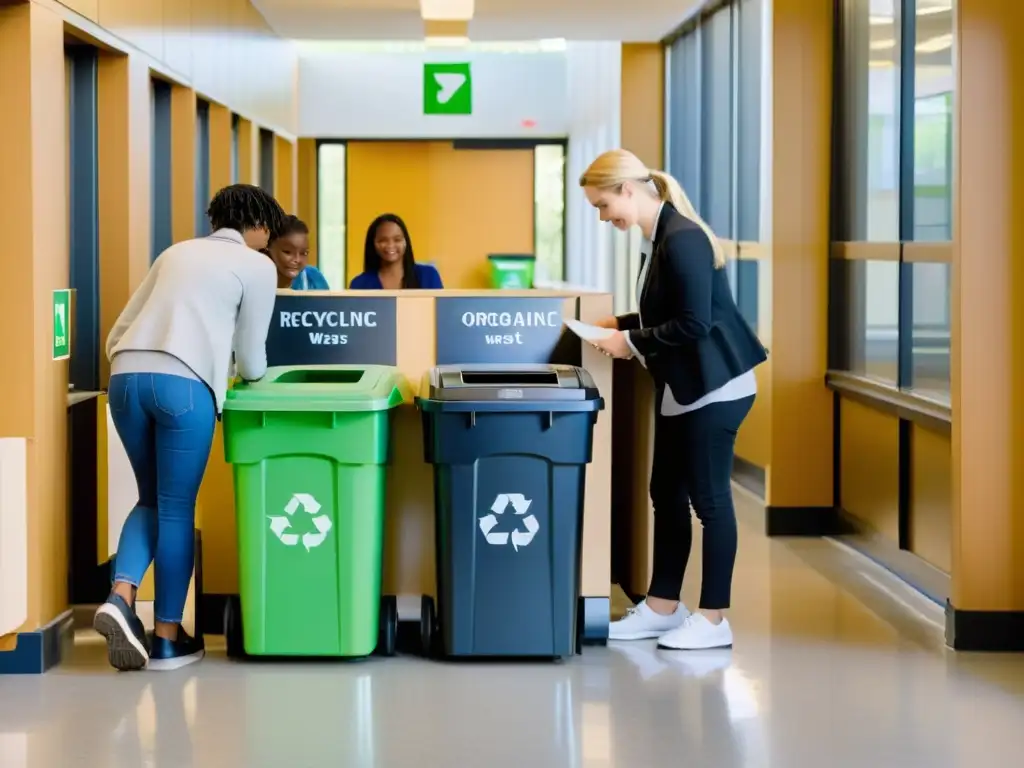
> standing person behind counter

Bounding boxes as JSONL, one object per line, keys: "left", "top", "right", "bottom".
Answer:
{"left": 95, "top": 184, "right": 285, "bottom": 672}
{"left": 265, "top": 215, "right": 330, "bottom": 290}
{"left": 580, "top": 149, "right": 767, "bottom": 652}
{"left": 349, "top": 213, "right": 444, "bottom": 289}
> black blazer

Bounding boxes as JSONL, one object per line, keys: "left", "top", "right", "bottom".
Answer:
{"left": 619, "top": 204, "right": 768, "bottom": 407}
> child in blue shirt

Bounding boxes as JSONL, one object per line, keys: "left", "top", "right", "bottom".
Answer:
{"left": 265, "top": 215, "right": 329, "bottom": 290}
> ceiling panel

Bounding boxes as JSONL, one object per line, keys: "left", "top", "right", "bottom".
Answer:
{"left": 252, "top": 0, "right": 696, "bottom": 42}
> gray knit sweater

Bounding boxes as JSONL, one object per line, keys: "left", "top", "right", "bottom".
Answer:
{"left": 106, "top": 229, "right": 277, "bottom": 412}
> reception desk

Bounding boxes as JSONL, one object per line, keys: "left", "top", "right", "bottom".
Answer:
{"left": 96, "top": 289, "right": 615, "bottom": 645}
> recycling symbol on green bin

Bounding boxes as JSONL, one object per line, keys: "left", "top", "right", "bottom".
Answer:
{"left": 478, "top": 493, "right": 539, "bottom": 552}
{"left": 268, "top": 493, "right": 332, "bottom": 552}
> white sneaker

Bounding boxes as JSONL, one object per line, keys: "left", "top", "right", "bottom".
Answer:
{"left": 608, "top": 600, "right": 689, "bottom": 641}
{"left": 657, "top": 613, "right": 733, "bottom": 651}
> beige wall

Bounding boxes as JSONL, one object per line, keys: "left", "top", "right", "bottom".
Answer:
{"left": 56, "top": 0, "right": 296, "bottom": 135}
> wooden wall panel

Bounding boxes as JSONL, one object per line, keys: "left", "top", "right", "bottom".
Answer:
{"left": 909, "top": 424, "right": 952, "bottom": 573}
{"left": 952, "top": 0, "right": 1024, "bottom": 612}
{"left": 0, "top": 2, "right": 69, "bottom": 632}
{"left": 297, "top": 138, "right": 318, "bottom": 265}
{"left": 345, "top": 142, "right": 433, "bottom": 286}
{"left": 274, "top": 135, "right": 296, "bottom": 213}
{"left": 97, "top": 53, "right": 152, "bottom": 385}
{"left": 209, "top": 102, "right": 233, "bottom": 194}
{"left": 735, "top": 357, "right": 771, "bottom": 468}
{"left": 766, "top": 0, "right": 833, "bottom": 508}
{"left": 427, "top": 144, "right": 534, "bottom": 289}
{"left": 237, "top": 117, "right": 258, "bottom": 186}
{"left": 346, "top": 142, "right": 535, "bottom": 289}
{"left": 170, "top": 85, "right": 197, "bottom": 242}
{"left": 839, "top": 398, "right": 900, "bottom": 544}
{"left": 620, "top": 43, "right": 665, "bottom": 168}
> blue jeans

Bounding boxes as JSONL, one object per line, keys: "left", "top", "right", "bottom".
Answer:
{"left": 109, "top": 373, "right": 215, "bottom": 624}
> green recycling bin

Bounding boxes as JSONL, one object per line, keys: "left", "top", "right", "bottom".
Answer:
{"left": 221, "top": 365, "right": 404, "bottom": 659}
{"left": 488, "top": 254, "right": 536, "bottom": 289}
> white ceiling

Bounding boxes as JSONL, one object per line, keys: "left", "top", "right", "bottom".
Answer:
{"left": 252, "top": 0, "right": 697, "bottom": 43}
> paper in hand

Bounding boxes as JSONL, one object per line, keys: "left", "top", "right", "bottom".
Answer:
{"left": 564, "top": 318, "right": 616, "bottom": 343}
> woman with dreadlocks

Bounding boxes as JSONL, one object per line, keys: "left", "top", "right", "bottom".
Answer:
{"left": 95, "top": 184, "right": 285, "bottom": 672}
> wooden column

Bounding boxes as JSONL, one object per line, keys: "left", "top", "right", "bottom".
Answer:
{"left": 237, "top": 118, "right": 258, "bottom": 186}
{"left": 97, "top": 53, "right": 151, "bottom": 386}
{"left": 620, "top": 43, "right": 665, "bottom": 168}
{"left": 297, "top": 138, "right": 319, "bottom": 264}
{"left": 170, "top": 86, "right": 197, "bottom": 243}
{"left": 274, "top": 134, "right": 297, "bottom": 212}
{"left": 209, "top": 102, "right": 233, "bottom": 195}
{"left": 0, "top": 2, "right": 69, "bottom": 641}
{"left": 764, "top": 0, "right": 834, "bottom": 527}
{"left": 947, "top": 0, "right": 1024, "bottom": 650}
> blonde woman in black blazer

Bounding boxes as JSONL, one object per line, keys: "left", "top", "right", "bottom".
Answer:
{"left": 580, "top": 149, "right": 767, "bottom": 651}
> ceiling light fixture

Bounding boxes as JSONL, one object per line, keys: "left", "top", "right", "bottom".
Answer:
{"left": 425, "top": 35, "right": 470, "bottom": 48}
{"left": 870, "top": 38, "right": 897, "bottom": 50}
{"left": 420, "top": 0, "right": 475, "bottom": 21}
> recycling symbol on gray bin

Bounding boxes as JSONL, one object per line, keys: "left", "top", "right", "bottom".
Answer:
{"left": 478, "top": 493, "right": 539, "bottom": 552}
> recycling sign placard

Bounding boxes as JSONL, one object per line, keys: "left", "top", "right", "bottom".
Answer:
{"left": 268, "top": 493, "right": 332, "bottom": 552}
{"left": 478, "top": 493, "right": 539, "bottom": 552}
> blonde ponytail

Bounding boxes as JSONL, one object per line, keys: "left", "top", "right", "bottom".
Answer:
{"left": 648, "top": 170, "right": 725, "bottom": 269}
{"left": 580, "top": 149, "right": 726, "bottom": 269}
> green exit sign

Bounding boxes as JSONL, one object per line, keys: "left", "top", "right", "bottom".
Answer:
{"left": 53, "top": 289, "right": 71, "bottom": 361}
{"left": 423, "top": 62, "right": 472, "bottom": 116}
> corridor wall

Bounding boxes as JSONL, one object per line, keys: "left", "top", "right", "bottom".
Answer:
{"left": 0, "top": 0, "right": 299, "bottom": 674}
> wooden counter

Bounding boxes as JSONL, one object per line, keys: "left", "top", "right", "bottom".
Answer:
{"left": 97, "top": 289, "right": 614, "bottom": 643}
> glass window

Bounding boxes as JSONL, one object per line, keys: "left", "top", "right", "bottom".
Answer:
{"left": 912, "top": 1, "right": 953, "bottom": 241}
{"left": 259, "top": 128, "right": 275, "bottom": 194}
{"left": 909, "top": 260, "right": 950, "bottom": 400}
{"left": 317, "top": 143, "right": 347, "bottom": 291}
{"left": 700, "top": 5, "right": 734, "bottom": 237}
{"left": 151, "top": 79, "right": 173, "bottom": 261}
{"left": 667, "top": 28, "right": 701, "bottom": 203}
{"left": 533, "top": 143, "right": 565, "bottom": 284}
{"left": 833, "top": 259, "right": 900, "bottom": 383}
{"left": 736, "top": 260, "right": 760, "bottom": 334}
{"left": 736, "top": 0, "right": 762, "bottom": 242}
{"left": 835, "top": 0, "right": 901, "bottom": 240}
{"left": 195, "top": 100, "right": 211, "bottom": 237}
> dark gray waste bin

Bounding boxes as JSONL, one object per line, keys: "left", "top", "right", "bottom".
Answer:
{"left": 416, "top": 364, "right": 604, "bottom": 659}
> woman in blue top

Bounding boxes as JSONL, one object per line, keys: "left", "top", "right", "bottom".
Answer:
{"left": 349, "top": 213, "right": 444, "bottom": 289}
{"left": 266, "top": 215, "right": 329, "bottom": 290}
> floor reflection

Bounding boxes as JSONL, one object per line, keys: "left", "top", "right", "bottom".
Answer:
{"left": 2, "top": 491, "right": 1024, "bottom": 766}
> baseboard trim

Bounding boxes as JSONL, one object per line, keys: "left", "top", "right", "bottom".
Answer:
{"left": 945, "top": 602, "right": 1024, "bottom": 652}
{"left": 578, "top": 596, "right": 610, "bottom": 646}
{"left": 0, "top": 610, "right": 74, "bottom": 675}
{"left": 765, "top": 506, "right": 848, "bottom": 537}
{"left": 732, "top": 457, "right": 766, "bottom": 499}
{"left": 834, "top": 509, "right": 949, "bottom": 606}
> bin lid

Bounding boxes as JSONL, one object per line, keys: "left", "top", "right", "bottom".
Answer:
{"left": 418, "top": 364, "right": 602, "bottom": 411}
{"left": 224, "top": 365, "right": 404, "bottom": 413}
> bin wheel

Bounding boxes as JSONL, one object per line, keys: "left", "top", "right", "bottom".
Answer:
{"left": 376, "top": 595, "right": 398, "bottom": 657}
{"left": 224, "top": 595, "right": 247, "bottom": 660}
{"left": 420, "top": 595, "right": 437, "bottom": 658}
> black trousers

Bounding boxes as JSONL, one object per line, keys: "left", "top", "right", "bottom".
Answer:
{"left": 647, "top": 394, "right": 755, "bottom": 610}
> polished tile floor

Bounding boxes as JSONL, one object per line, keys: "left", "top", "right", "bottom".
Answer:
{"left": 3, "top": 490, "right": 1024, "bottom": 767}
